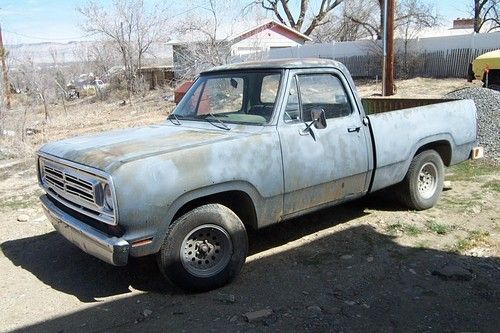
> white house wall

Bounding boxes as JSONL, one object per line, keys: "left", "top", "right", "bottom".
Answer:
{"left": 230, "top": 28, "right": 304, "bottom": 56}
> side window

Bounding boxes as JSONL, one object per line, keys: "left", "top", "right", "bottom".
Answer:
{"left": 177, "top": 82, "right": 204, "bottom": 117}
{"left": 260, "top": 74, "right": 280, "bottom": 104}
{"left": 285, "top": 74, "right": 352, "bottom": 122}
{"left": 284, "top": 77, "right": 300, "bottom": 122}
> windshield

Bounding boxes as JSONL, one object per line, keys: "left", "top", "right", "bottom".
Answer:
{"left": 173, "top": 71, "right": 282, "bottom": 125}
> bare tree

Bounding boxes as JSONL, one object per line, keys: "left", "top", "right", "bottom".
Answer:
{"left": 72, "top": 41, "right": 121, "bottom": 77}
{"left": 250, "top": 0, "right": 344, "bottom": 35}
{"left": 311, "top": 0, "right": 376, "bottom": 42}
{"left": 173, "top": 0, "right": 236, "bottom": 80}
{"left": 14, "top": 56, "right": 52, "bottom": 123}
{"left": 344, "top": 0, "right": 438, "bottom": 41}
{"left": 396, "top": 0, "right": 439, "bottom": 77}
{"left": 49, "top": 48, "right": 69, "bottom": 114}
{"left": 473, "top": 0, "right": 500, "bottom": 32}
{"left": 78, "top": 0, "right": 170, "bottom": 100}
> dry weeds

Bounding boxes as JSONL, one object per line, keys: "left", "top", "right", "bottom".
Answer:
{"left": 1, "top": 90, "right": 173, "bottom": 159}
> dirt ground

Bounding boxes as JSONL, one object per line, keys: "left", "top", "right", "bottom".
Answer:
{"left": 0, "top": 78, "right": 499, "bottom": 332}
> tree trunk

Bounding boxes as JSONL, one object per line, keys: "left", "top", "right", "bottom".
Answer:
{"left": 378, "top": 0, "right": 384, "bottom": 40}
{"left": 0, "top": 105, "right": 4, "bottom": 137}
{"left": 474, "top": 0, "right": 481, "bottom": 32}
{"left": 40, "top": 93, "right": 50, "bottom": 123}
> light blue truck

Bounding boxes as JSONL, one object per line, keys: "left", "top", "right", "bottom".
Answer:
{"left": 38, "top": 59, "right": 482, "bottom": 291}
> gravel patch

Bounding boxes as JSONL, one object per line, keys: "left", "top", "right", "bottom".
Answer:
{"left": 445, "top": 87, "right": 500, "bottom": 164}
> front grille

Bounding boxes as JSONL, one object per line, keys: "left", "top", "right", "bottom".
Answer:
{"left": 39, "top": 156, "right": 116, "bottom": 225}
{"left": 43, "top": 163, "right": 97, "bottom": 205}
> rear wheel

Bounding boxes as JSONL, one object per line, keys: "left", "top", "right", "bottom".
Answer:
{"left": 397, "top": 150, "right": 444, "bottom": 210}
{"left": 488, "top": 84, "right": 500, "bottom": 92}
{"left": 157, "top": 204, "right": 248, "bottom": 291}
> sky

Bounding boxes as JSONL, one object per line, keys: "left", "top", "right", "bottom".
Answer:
{"left": 0, "top": 0, "right": 473, "bottom": 45}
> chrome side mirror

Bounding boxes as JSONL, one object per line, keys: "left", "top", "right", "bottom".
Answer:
{"left": 311, "top": 108, "right": 327, "bottom": 129}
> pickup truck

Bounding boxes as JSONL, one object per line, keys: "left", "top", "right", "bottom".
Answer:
{"left": 38, "top": 59, "right": 482, "bottom": 291}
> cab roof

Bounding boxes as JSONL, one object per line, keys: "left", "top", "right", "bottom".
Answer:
{"left": 201, "top": 58, "right": 345, "bottom": 73}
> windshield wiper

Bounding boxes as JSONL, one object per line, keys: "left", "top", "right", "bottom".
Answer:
{"left": 198, "top": 113, "right": 230, "bottom": 131}
{"left": 167, "top": 113, "right": 182, "bottom": 125}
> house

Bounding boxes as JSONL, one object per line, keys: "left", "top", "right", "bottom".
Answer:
{"left": 171, "top": 19, "right": 312, "bottom": 79}
{"left": 228, "top": 19, "right": 312, "bottom": 56}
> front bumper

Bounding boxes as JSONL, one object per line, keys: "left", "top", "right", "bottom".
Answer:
{"left": 40, "top": 194, "right": 130, "bottom": 266}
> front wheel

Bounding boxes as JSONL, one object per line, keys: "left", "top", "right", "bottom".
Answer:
{"left": 157, "top": 204, "right": 248, "bottom": 291}
{"left": 396, "top": 150, "right": 444, "bottom": 210}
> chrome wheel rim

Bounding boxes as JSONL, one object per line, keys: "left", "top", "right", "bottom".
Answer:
{"left": 180, "top": 224, "right": 232, "bottom": 278}
{"left": 417, "top": 162, "right": 438, "bottom": 199}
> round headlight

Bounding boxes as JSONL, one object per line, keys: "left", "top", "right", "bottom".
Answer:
{"left": 104, "top": 184, "right": 113, "bottom": 211}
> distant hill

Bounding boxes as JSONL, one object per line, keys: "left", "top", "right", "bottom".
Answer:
{"left": 5, "top": 41, "right": 173, "bottom": 66}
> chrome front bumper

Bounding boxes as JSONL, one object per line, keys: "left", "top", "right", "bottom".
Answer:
{"left": 40, "top": 194, "right": 130, "bottom": 266}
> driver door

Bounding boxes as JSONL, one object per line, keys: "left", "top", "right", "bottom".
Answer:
{"left": 278, "top": 70, "right": 370, "bottom": 216}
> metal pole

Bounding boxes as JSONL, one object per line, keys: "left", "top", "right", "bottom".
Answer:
{"left": 0, "top": 23, "right": 11, "bottom": 109}
{"left": 382, "top": 0, "right": 388, "bottom": 96}
{"left": 384, "top": 0, "right": 395, "bottom": 96}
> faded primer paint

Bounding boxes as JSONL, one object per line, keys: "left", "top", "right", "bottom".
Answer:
{"left": 38, "top": 58, "right": 478, "bottom": 263}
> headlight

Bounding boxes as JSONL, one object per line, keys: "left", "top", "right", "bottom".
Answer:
{"left": 103, "top": 184, "right": 113, "bottom": 211}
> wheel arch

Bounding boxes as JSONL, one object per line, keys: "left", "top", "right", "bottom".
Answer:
{"left": 146, "top": 182, "right": 263, "bottom": 255}
{"left": 482, "top": 68, "right": 500, "bottom": 86}
{"left": 414, "top": 140, "right": 452, "bottom": 166}
{"left": 172, "top": 190, "right": 258, "bottom": 231}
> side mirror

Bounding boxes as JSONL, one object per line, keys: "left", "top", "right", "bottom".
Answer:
{"left": 311, "top": 108, "right": 327, "bottom": 129}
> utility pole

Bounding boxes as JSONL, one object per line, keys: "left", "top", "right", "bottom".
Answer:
{"left": 0, "top": 23, "right": 11, "bottom": 109}
{"left": 382, "top": 0, "right": 395, "bottom": 96}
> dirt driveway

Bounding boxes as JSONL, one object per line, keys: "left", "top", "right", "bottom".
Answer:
{"left": 0, "top": 157, "right": 498, "bottom": 332}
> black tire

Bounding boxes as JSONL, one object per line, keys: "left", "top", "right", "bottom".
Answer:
{"left": 396, "top": 150, "right": 444, "bottom": 210}
{"left": 157, "top": 204, "right": 248, "bottom": 291}
{"left": 488, "top": 84, "right": 500, "bottom": 92}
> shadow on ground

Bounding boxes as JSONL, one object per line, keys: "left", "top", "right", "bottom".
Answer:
{"left": 1, "top": 199, "right": 373, "bottom": 302}
{"left": 2, "top": 199, "right": 499, "bottom": 332}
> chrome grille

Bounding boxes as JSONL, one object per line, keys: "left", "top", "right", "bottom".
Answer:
{"left": 43, "top": 164, "right": 96, "bottom": 205}
{"left": 38, "top": 155, "right": 116, "bottom": 225}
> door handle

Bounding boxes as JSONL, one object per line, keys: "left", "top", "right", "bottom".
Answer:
{"left": 347, "top": 127, "right": 361, "bottom": 133}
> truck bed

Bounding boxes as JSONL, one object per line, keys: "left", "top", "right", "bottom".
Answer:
{"left": 367, "top": 99, "right": 477, "bottom": 192}
{"left": 361, "top": 97, "right": 458, "bottom": 115}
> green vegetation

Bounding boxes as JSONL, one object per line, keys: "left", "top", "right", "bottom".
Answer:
{"left": 437, "top": 192, "right": 482, "bottom": 212}
{"left": 386, "top": 223, "right": 422, "bottom": 237}
{"left": 446, "top": 161, "right": 499, "bottom": 181}
{"left": 449, "top": 230, "right": 490, "bottom": 254}
{"left": 481, "top": 180, "right": 500, "bottom": 193}
{"left": 426, "top": 220, "right": 452, "bottom": 235}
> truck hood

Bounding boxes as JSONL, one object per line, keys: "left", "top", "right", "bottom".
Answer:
{"left": 39, "top": 124, "right": 245, "bottom": 173}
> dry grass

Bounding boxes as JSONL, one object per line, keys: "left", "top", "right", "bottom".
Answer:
{"left": 355, "top": 77, "right": 483, "bottom": 98}
{"left": 1, "top": 90, "right": 174, "bottom": 159}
